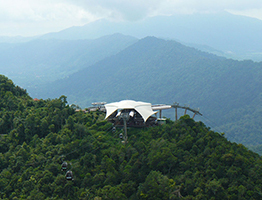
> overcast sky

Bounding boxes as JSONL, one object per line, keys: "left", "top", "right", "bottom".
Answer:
{"left": 1, "top": 0, "right": 262, "bottom": 37}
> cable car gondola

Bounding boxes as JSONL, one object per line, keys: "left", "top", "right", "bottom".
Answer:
{"left": 61, "top": 161, "right": 68, "bottom": 171}
{"left": 119, "top": 133, "right": 123, "bottom": 139}
{"left": 65, "top": 170, "right": 74, "bottom": 181}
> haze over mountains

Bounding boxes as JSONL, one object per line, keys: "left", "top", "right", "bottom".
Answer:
{"left": 0, "top": 34, "right": 137, "bottom": 88}
{"left": 1, "top": 12, "right": 262, "bottom": 147}
{"left": 3, "top": 12, "right": 262, "bottom": 60}
{"left": 44, "top": 12, "right": 262, "bottom": 54}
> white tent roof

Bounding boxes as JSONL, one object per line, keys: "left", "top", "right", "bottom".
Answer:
{"left": 105, "top": 100, "right": 156, "bottom": 122}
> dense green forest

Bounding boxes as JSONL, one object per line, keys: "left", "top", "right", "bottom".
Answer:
{"left": 1, "top": 75, "right": 262, "bottom": 199}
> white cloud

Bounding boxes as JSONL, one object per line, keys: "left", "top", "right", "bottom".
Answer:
{"left": 0, "top": 0, "right": 98, "bottom": 22}
{"left": 0, "top": 0, "right": 98, "bottom": 36}
{"left": 226, "top": 8, "right": 262, "bottom": 20}
{"left": 1, "top": 0, "right": 262, "bottom": 36}
{"left": 60, "top": 0, "right": 162, "bottom": 21}
{"left": 61, "top": 0, "right": 262, "bottom": 18}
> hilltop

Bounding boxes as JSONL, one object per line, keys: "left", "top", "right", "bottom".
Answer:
{"left": 1, "top": 75, "right": 262, "bottom": 199}
{"left": 33, "top": 36, "right": 262, "bottom": 146}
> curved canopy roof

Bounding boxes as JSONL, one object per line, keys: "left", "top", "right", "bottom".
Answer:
{"left": 105, "top": 100, "right": 156, "bottom": 122}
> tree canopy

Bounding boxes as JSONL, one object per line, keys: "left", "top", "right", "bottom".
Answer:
{"left": 1, "top": 75, "right": 262, "bottom": 199}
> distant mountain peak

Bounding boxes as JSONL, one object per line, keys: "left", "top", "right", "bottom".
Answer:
{"left": 37, "top": 12, "right": 262, "bottom": 60}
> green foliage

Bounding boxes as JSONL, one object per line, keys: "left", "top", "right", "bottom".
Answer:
{"left": 137, "top": 171, "right": 176, "bottom": 200}
{"left": 1, "top": 75, "right": 262, "bottom": 199}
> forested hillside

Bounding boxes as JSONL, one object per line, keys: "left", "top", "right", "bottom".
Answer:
{"left": 34, "top": 37, "right": 262, "bottom": 146}
{"left": 1, "top": 75, "right": 262, "bottom": 199}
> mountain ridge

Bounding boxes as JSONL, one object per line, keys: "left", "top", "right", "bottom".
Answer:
{"left": 37, "top": 12, "right": 262, "bottom": 60}
{"left": 31, "top": 36, "right": 262, "bottom": 145}
{"left": 0, "top": 33, "right": 138, "bottom": 88}
{"left": 2, "top": 12, "right": 262, "bottom": 61}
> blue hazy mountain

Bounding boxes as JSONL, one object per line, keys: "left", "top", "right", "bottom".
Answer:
{"left": 39, "top": 12, "right": 262, "bottom": 60}
{"left": 0, "top": 34, "right": 137, "bottom": 88}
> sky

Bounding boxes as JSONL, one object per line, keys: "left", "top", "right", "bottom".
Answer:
{"left": 1, "top": 0, "right": 262, "bottom": 37}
